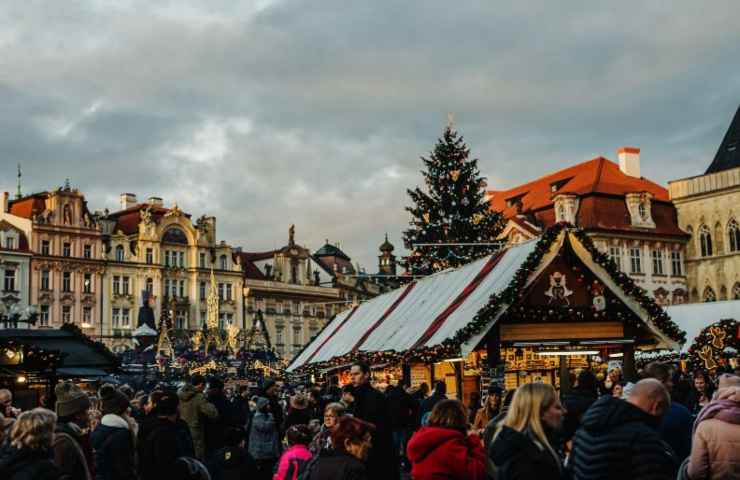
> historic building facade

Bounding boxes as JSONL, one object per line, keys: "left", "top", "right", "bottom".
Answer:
{"left": 0, "top": 192, "right": 33, "bottom": 320}
{"left": 668, "top": 105, "right": 740, "bottom": 303}
{"left": 489, "top": 148, "right": 689, "bottom": 306}
{"left": 98, "top": 194, "right": 244, "bottom": 351}
{"left": 8, "top": 185, "right": 106, "bottom": 332}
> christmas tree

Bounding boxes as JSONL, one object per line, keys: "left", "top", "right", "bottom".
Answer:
{"left": 402, "top": 123, "right": 504, "bottom": 276}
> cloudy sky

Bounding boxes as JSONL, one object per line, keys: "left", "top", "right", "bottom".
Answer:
{"left": 1, "top": 1, "right": 739, "bottom": 270}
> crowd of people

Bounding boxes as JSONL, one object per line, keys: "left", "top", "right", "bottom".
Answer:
{"left": 0, "top": 360, "right": 738, "bottom": 480}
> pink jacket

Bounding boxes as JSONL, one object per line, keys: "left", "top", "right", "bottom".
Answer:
{"left": 274, "top": 444, "right": 312, "bottom": 480}
{"left": 687, "top": 416, "right": 740, "bottom": 479}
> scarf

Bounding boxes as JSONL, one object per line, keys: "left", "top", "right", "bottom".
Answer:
{"left": 693, "top": 399, "right": 740, "bottom": 434}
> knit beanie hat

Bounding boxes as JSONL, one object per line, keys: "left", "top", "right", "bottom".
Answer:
{"left": 100, "top": 384, "right": 130, "bottom": 416}
{"left": 55, "top": 381, "right": 91, "bottom": 418}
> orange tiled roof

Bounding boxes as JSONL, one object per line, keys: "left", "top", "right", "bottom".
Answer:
{"left": 8, "top": 193, "right": 48, "bottom": 219}
{"left": 107, "top": 204, "right": 183, "bottom": 235}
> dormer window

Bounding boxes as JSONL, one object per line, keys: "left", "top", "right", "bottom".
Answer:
{"left": 625, "top": 192, "right": 656, "bottom": 229}
{"left": 553, "top": 193, "right": 579, "bottom": 225}
{"left": 550, "top": 177, "right": 573, "bottom": 193}
{"left": 506, "top": 194, "right": 526, "bottom": 209}
{"left": 4, "top": 236, "right": 15, "bottom": 250}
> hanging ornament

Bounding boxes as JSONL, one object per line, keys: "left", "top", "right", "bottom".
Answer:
{"left": 422, "top": 212, "right": 430, "bottom": 224}
{"left": 709, "top": 326, "right": 726, "bottom": 349}
{"left": 450, "top": 170, "right": 461, "bottom": 182}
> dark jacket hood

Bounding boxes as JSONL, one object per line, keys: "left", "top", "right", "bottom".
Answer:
{"left": 580, "top": 395, "right": 662, "bottom": 433}
{"left": 489, "top": 425, "right": 536, "bottom": 465}
{"left": 407, "top": 426, "right": 465, "bottom": 463}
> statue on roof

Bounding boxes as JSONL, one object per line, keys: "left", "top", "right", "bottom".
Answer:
{"left": 289, "top": 224, "right": 295, "bottom": 246}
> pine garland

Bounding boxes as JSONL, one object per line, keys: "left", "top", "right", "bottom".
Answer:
{"left": 687, "top": 319, "right": 738, "bottom": 373}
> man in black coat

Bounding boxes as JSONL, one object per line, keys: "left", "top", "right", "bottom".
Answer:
{"left": 139, "top": 392, "right": 195, "bottom": 480}
{"left": 419, "top": 381, "right": 447, "bottom": 422}
{"left": 569, "top": 379, "right": 679, "bottom": 480}
{"left": 206, "top": 378, "right": 241, "bottom": 457}
{"left": 349, "top": 361, "right": 399, "bottom": 480}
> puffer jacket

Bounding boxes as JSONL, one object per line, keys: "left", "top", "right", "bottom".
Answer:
{"left": 0, "top": 444, "right": 61, "bottom": 480}
{"left": 489, "top": 425, "right": 562, "bottom": 480}
{"left": 407, "top": 426, "right": 486, "bottom": 480}
{"left": 248, "top": 411, "right": 281, "bottom": 461}
{"left": 90, "top": 414, "right": 136, "bottom": 480}
{"left": 569, "top": 395, "right": 678, "bottom": 480}
{"left": 686, "top": 399, "right": 740, "bottom": 479}
{"left": 178, "top": 383, "right": 219, "bottom": 459}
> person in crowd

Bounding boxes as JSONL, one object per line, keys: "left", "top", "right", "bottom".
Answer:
{"left": 310, "top": 402, "right": 346, "bottom": 455}
{"left": 473, "top": 384, "right": 501, "bottom": 434}
{"left": 683, "top": 376, "right": 740, "bottom": 480}
{"left": 323, "top": 376, "right": 342, "bottom": 405}
{"left": 171, "top": 456, "right": 211, "bottom": 480}
{"left": 348, "top": 361, "right": 399, "bottom": 480}
{"left": 179, "top": 374, "right": 220, "bottom": 460}
{"left": 260, "top": 379, "right": 284, "bottom": 434}
{"left": 612, "top": 381, "right": 625, "bottom": 398}
{"left": 0, "top": 408, "right": 62, "bottom": 479}
{"left": 562, "top": 370, "right": 599, "bottom": 442}
{"left": 602, "top": 366, "right": 623, "bottom": 396}
{"left": 305, "top": 416, "right": 374, "bottom": 480}
{"left": 386, "top": 381, "right": 416, "bottom": 469}
{"left": 412, "top": 383, "right": 429, "bottom": 404}
{"left": 283, "top": 394, "right": 312, "bottom": 432}
{"left": 139, "top": 391, "right": 195, "bottom": 480}
{"left": 205, "top": 378, "right": 240, "bottom": 458}
{"left": 308, "top": 389, "right": 324, "bottom": 422}
{"left": 90, "top": 384, "right": 137, "bottom": 480}
{"left": 207, "top": 426, "right": 257, "bottom": 480}
{"left": 482, "top": 388, "right": 514, "bottom": 450}
{"left": 407, "top": 399, "right": 486, "bottom": 480}
{"left": 0, "top": 389, "right": 18, "bottom": 440}
{"left": 643, "top": 362, "right": 693, "bottom": 460}
{"left": 274, "top": 425, "right": 312, "bottom": 480}
{"left": 467, "top": 391, "right": 481, "bottom": 425}
{"left": 53, "top": 381, "right": 94, "bottom": 480}
{"left": 489, "top": 383, "right": 565, "bottom": 480}
{"left": 249, "top": 397, "right": 281, "bottom": 480}
{"left": 232, "top": 386, "right": 251, "bottom": 427}
{"left": 569, "top": 378, "right": 678, "bottom": 479}
{"left": 688, "top": 370, "right": 716, "bottom": 415}
{"left": 340, "top": 385, "right": 355, "bottom": 414}
{"left": 419, "top": 381, "right": 447, "bottom": 424}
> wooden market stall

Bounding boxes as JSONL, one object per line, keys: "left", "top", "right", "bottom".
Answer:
{"left": 287, "top": 224, "right": 686, "bottom": 403}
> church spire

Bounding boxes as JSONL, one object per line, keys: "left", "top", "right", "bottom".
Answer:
{"left": 16, "top": 164, "right": 22, "bottom": 199}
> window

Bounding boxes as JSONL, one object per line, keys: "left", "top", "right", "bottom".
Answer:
{"left": 200, "top": 311, "right": 206, "bottom": 326}
{"left": 164, "top": 251, "right": 171, "bottom": 267}
{"left": 83, "top": 273, "right": 92, "bottom": 293}
{"left": 63, "top": 242, "right": 71, "bottom": 257}
{"left": 113, "top": 276, "right": 121, "bottom": 295}
{"left": 3, "top": 269, "right": 16, "bottom": 292}
{"left": 179, "top": 280, "right": 185, "bottom": 298}
{"left": 112, "top": 308, "right": 121, "bottom": 328}
{"left": 62, "top": 305, "right": 72, "bottom": 324}
{"left": 703, "top": 287, "right": 717, "bottom": 303}
{"left": 729, "top": 219, "right": 740, "bottom": 253}
{"left": 115, "top": 245, "right": 124, "bottom": 262}
{"left": 733, "top": 283, "right": 740, "bottom": 300}
{"left": 293, "top": 326, "right": 302, "bottom": 346}
{"left": 218, "top": 283, "right": 224, "bottom": 300}
{"left": 41, "top": 270, "right": 50, "bottom": 290}
{"left": 62, "top": 271, "right": 72, "bottom": 292}
{"left": 224, "top": 313, "right": 233, "bottom": 326}
{"left": 164, "top": 279, "right": 170, "bottom": 298}
{"left": 608, "top": 246, "right": 622, "bottom": 270}
{"left": 671, "top": 251, "right": 683, "bottom": 276}
{"left": 629, "top": 247, "right": 642, "bottom": 274}
{"left": 178, "top": 251, "right": 185, "bottom": 268}
{"left": 176, "top": 310, "right": 187, "bottom": 329}
{"left": 199, "top": 252, "right": 206, "bottom": 268}
{"left": 292, "top": 301, "right": 300, "bottom": 315}
{"left": 220, "top": 255, "right": 227, "bottom": 270}
{"left": 122, "top": 277, "right": 130, "bottom": 295}
{"left": 39, "top": 305, "right": 49, "bottom": 327}
{"left": 199, "top": 281, "right": 206, "bottom": 299}
{"left": 651, "top": 249, "right": 664, "bottom": 275}
{"left": 5, "top": 236, "right": 15, "bottom": 249}
{"left": 82, "top": 307, "right": 92, "bottom": 327}
{"left": 699, "top": 225, "right": 713, "bottom": 257}
{"left": 309, "top": 326, "right": 318, "bottom": 339}
{"left": 84, "top": 244, "right": 92, "bottom": 259}
{"left": 121, "top": 308, "right": 131, "bottom": 328}
{"left": 146, "top": 248, "right": 153, "bottom": 264}
{"left": 276, "top": 328, "right": 284, "bottom": 345}
{"left": 41, "top": 240, "right": 50, "bottom": 256}
{"left": 146, "top": 278, "right": 153, "bottom": 293}
{"left": 226, "top": 283, "right": 232, "bottom": 301}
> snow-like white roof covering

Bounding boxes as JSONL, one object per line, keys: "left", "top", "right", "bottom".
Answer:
{"left": 664, "top": 300, "right": 740, "bottom": 352}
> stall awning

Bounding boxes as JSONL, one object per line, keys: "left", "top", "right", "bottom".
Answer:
{"left": 665, "top": 300, "right": 740, "bottom": 352}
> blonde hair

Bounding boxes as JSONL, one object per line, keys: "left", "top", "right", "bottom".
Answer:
{"left": 10, "top": 408, "right": 56, "bottom": 451}
{"left": 325, "top": 402, "right": 346, "bottom": 417}
{"left": 496, "top": 383, "right": 559, "bottom": 460}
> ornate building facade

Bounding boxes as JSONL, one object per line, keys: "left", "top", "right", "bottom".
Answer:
{"left": 0, "top": 193, "right": 33, "bottom": 319}
{"left": 98, "top": 194, "right": 244, "bottom": 351}
{"left": 668, "top": 105, "right": 740, "bottom": 303}
{"left": 489, "top": 148, "right": 689, "bottom": 306}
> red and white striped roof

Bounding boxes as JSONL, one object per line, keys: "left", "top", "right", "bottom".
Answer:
{"left": 287, "top": 239, "right": 539, "bottom": 371}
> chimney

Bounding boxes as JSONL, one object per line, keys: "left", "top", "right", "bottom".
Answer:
{"left": 617, "top": 147, "right": 641, "bottom": 178}
{"left": 2, "top": 192, "right": 8, "bottom": 213}
{"left": 147, "top": 196, "right": 163, "bottom": 207}
{"left": 120, "top": 193, "right": 137, "bottom": 210}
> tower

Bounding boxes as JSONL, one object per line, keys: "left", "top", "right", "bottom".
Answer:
{"left": 203, "top": 268, "right": 222, "bottom": 352}
{"left": 378, "top": 233, "right": 396, "bottom": 276}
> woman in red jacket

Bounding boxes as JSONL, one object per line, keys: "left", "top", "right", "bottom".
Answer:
{"left": 407, "top": 399, "right": 486, "bottom": 480}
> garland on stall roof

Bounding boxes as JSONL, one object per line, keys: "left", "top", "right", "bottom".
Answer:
{"left": 687, "top": 319, "right": 738, "bottom": 373}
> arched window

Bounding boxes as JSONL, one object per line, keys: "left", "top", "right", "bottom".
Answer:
{"left": 162, "top": 227, "right": 188, "bottom": 245}
{"left": 728, "top": 219, "right": 740, "bottom": 252}
{"left": 699, "top": 225, "right": 713, "bottom": 257}
{"left": 220, "top": 255, "right": 227, "bottom": 270}
{"left": 732, "top": 282, "right": 740, "bottom": 300}
{"left": 115, "top": 245, "right": 125, "bottom": 262}
{"left": 720, "top": 285, "right": 728, "bottom": 301}
{"left": 703, "top": 286, "right": 717, "bottom": 303}
{"left": 714, "top": 222, "right": 724, "bottom": 254}
{"left": 146, "top": 278, "right": 153, "bottom": 293}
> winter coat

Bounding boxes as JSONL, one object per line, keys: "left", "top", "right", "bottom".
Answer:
{"left": 472, "top": 406, "right": 496, "bottom": 432}
{"left": 206, "top": 389, "right": 241, "bottom": 455}
{"left": 0, "top": 445, "right": 62, "bottom": 480}
{"left": 419, "top": 392, "right": 446, "bottom": 420}
{"left": 178, "top": 383, "right": 219, "bottom": 459}
{"left": 309, "top": 426, "right": 333, "bottom": 455}
{"left": 90, "top": 414, "right": 136, "bottom": 480}
{"left": 686, "top": 399, "right": 740, "bottom": 480}
{"left": 407, "top": 426, "right": 486, "bottom": 480}
{"left": 53, "top": 422, "right": 93, "bottom": 480}
{"left": 274, "top": 444, "right": 312, "bottom": 480}
{"left": 306, "top": 450, "right": 366, "bottom": 480}
{"left": 561, "top": 389, "right": 597, "bottom": 441}
{"left": 351, "top": 383, "right": 398, "bottom": 480}
{"left": 489, "top": 425, "right": 562, "bottom": 480}
{"left": 569, "top": 395, "right": 678, "bottom": 480}
{"left": 248, "top": 411, "right": 281, "bottom": 461}
{"left": 386, "top": 385, "right": 416, "bottom": 430}
{"left": 660, "top": 401, "right": 693, "bottom": 461}
{"left": 283, "top": 407, "right": 312, "bottom": 432}
{"left": 138, "top": 417, "right": 193, "bottom": 480}
{"left": 207, "top": 445, "right": 258, "bottom": 480}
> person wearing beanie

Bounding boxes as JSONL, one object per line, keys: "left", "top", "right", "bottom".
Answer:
{"left": 261, "top": 378, "right": 284, "bottom": 434}
{"left": 53, "top": 381, "right": 94, "bottom": 480}
{"left": 139, "top": 392, "right": 196, "bottom": 480}
{"left": 283, "top": 394, "right": 312, "bottom": 432}
{"left": 179, "top": 374, "right": 219, "bottom": 460}
{"left": 205, "top": 377, "right": 241, "bottom": 458}
{"left": 90, "top": 384, "right": 136, "bottom": 480}
{"left": 206, "top": 426, "right": 258, "bottom": 480}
